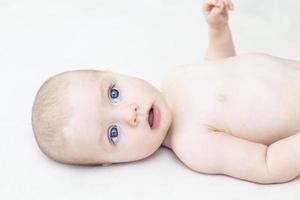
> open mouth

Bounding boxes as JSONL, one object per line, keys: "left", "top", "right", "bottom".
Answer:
{"left": 148, "top": 105, "right": 154, "bottom": 128}
{"left": 147, "top": 103, "right": 160, "bottom": 129}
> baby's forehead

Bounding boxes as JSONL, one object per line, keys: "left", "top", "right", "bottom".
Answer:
{"left": 63, "top": 78, "right": 104, "bottom": 142}
{"left": 64, "top": 70, "right": 111, "bottom": 117}
{"left": 67, "top": 81, "right": 101, "bottom": 106}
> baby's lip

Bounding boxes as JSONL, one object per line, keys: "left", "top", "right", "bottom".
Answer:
{"left": 147, "top": 103, "right": 153, "bottom": 128}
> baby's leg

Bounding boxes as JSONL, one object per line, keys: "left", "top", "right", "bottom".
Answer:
{"left": 267, "top": 131, "right": 300, "bottom": 183}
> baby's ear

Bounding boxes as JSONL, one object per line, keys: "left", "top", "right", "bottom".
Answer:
{"left": 101, "top": 163, "right": 112, "bottom": 167}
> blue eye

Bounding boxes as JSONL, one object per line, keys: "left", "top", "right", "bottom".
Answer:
{"left": 108, "top": 125, "right": 119, "bottom": 144}
{"left": 109, "top": 84, "right": 120, "bottom": 103}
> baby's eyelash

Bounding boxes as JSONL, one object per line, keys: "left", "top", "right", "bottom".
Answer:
{"left": 108, "top": 82, "right": 120, "bottom": 103}
{"left": 107, "top": 83, "right": 115, "bottom": 96}
{"left": 110, "top": 83, "right": 116, "bottom": 90}
{"left": 107, "top": 124, "right": 120, "bottom": 145}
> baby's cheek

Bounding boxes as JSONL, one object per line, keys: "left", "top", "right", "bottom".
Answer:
{"left": 131, "top": 136, "right": 157, "bottom": 158}
{"left": 142, "top": 137, "right": 161, "bottom": 156}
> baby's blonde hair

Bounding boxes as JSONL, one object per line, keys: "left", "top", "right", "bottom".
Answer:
{"left": 32, "top": 71, "right": 73, "bottom": 163}
{"left": 32, "top": 70, "right": 109, "bottom": 165}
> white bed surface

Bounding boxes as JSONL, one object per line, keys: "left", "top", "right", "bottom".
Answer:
{"left": 1, "top": 0, "right": 300, "bottom": 199}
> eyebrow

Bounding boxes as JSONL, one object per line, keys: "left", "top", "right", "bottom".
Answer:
{"left": 98, "top": 78, "right": 110, "bottom": 148}
{"left": 100, "top": 78, "right": 108, "bottom": 106}
{"left": 99, "top": 126, "right": 113, "bottom": 154}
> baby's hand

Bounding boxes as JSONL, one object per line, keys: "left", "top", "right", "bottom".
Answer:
{"left": 202, "top": 0, "right": 234, "bottom": 29}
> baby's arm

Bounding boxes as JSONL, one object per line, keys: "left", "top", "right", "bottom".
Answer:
{"left": 203, "top": 0, "right": 236, "bottom": 60}
{"left": 173, "top": 127, "right": 300, "bottom": 184}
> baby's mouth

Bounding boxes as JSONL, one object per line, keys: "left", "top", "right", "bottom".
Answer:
{"left": 148, "top": 105, "right": 154, "bottom": 128}
{"left": 147, "top": 103, "right": 161, "bottom": 129}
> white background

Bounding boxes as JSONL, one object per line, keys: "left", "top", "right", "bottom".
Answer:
{"left": 0, "top": 0, "right": 300, "bottom": 199}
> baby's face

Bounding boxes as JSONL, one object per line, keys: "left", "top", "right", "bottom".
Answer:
{"left": 62, "top": 71, "right": 172, "bottom": 164}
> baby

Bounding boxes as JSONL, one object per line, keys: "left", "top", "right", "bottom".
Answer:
{"left": 32, "top": 0, "right": 300, "bottom": 184}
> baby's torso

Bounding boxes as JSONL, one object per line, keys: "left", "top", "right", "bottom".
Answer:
{"left": 161, "top": 53, "right": 300, "bottom": 145}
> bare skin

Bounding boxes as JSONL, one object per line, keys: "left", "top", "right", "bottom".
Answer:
{"left": 161, "top": 0, "right": 300, "bottom": 184}
{"left": 40, "top": 0, "right": 300, "bottom": 184}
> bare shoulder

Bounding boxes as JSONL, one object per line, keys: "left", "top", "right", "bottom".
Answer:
{"left": 171, "top": 126, "right": 230, "bottom": 159}
{"left": 160, "top": 64, "right": 191, "bottom": 90}
{"left": 171, "top": 125, "right": 223, "bottom": 174}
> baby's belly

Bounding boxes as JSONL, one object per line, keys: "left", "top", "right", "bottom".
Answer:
{"left": 174, "top": 54, "right": 300, "bottom": 145}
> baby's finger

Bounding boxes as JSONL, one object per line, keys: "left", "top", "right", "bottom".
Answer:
{"left": 228, "top": 0, "right": 234, "bottom": 10}
{"left": 224, "top": 0, "right": 233, "bottom": 10}
{"left": 210, "top": 2, "right": 225, "bottom": 17}
{"left": 207, "top": 0, "right": 221, "bottom": 6}
{"left": 223, "top": 0, "right": 230, "bottom": 11}
{"left": 202, "top": 0, "right": 211, "bottom": 12}
{"left": 202, "top": 0, "right": 216, "bottom": 14}
{"left": 203, "top": 0, "right": 221, "bottom": 11}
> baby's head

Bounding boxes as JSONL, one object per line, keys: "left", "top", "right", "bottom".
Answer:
{"left": 32, "top": 70, "right": 172, "bottom": 165}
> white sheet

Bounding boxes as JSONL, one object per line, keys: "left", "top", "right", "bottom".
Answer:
{"left": 1, "top": 0, "right": 299, "bottom": 199}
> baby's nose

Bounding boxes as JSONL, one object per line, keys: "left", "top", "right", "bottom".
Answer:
{"left": 127, "top": 103, "right": 139, "bottom": 127}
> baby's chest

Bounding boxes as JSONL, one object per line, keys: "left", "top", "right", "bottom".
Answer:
{"left": 164, "top": 64, "right": 300, "bottom": 145}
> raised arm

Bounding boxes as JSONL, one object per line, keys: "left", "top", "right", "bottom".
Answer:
{"left": 203, "top": 0, "right": 236, "bottom": 60}
{"left": 173, "top": 127, "right": 300, "bottom": 184}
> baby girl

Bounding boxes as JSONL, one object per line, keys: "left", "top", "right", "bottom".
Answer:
{"left": 32, "top": 0, "right": 300, "bottom": 184}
